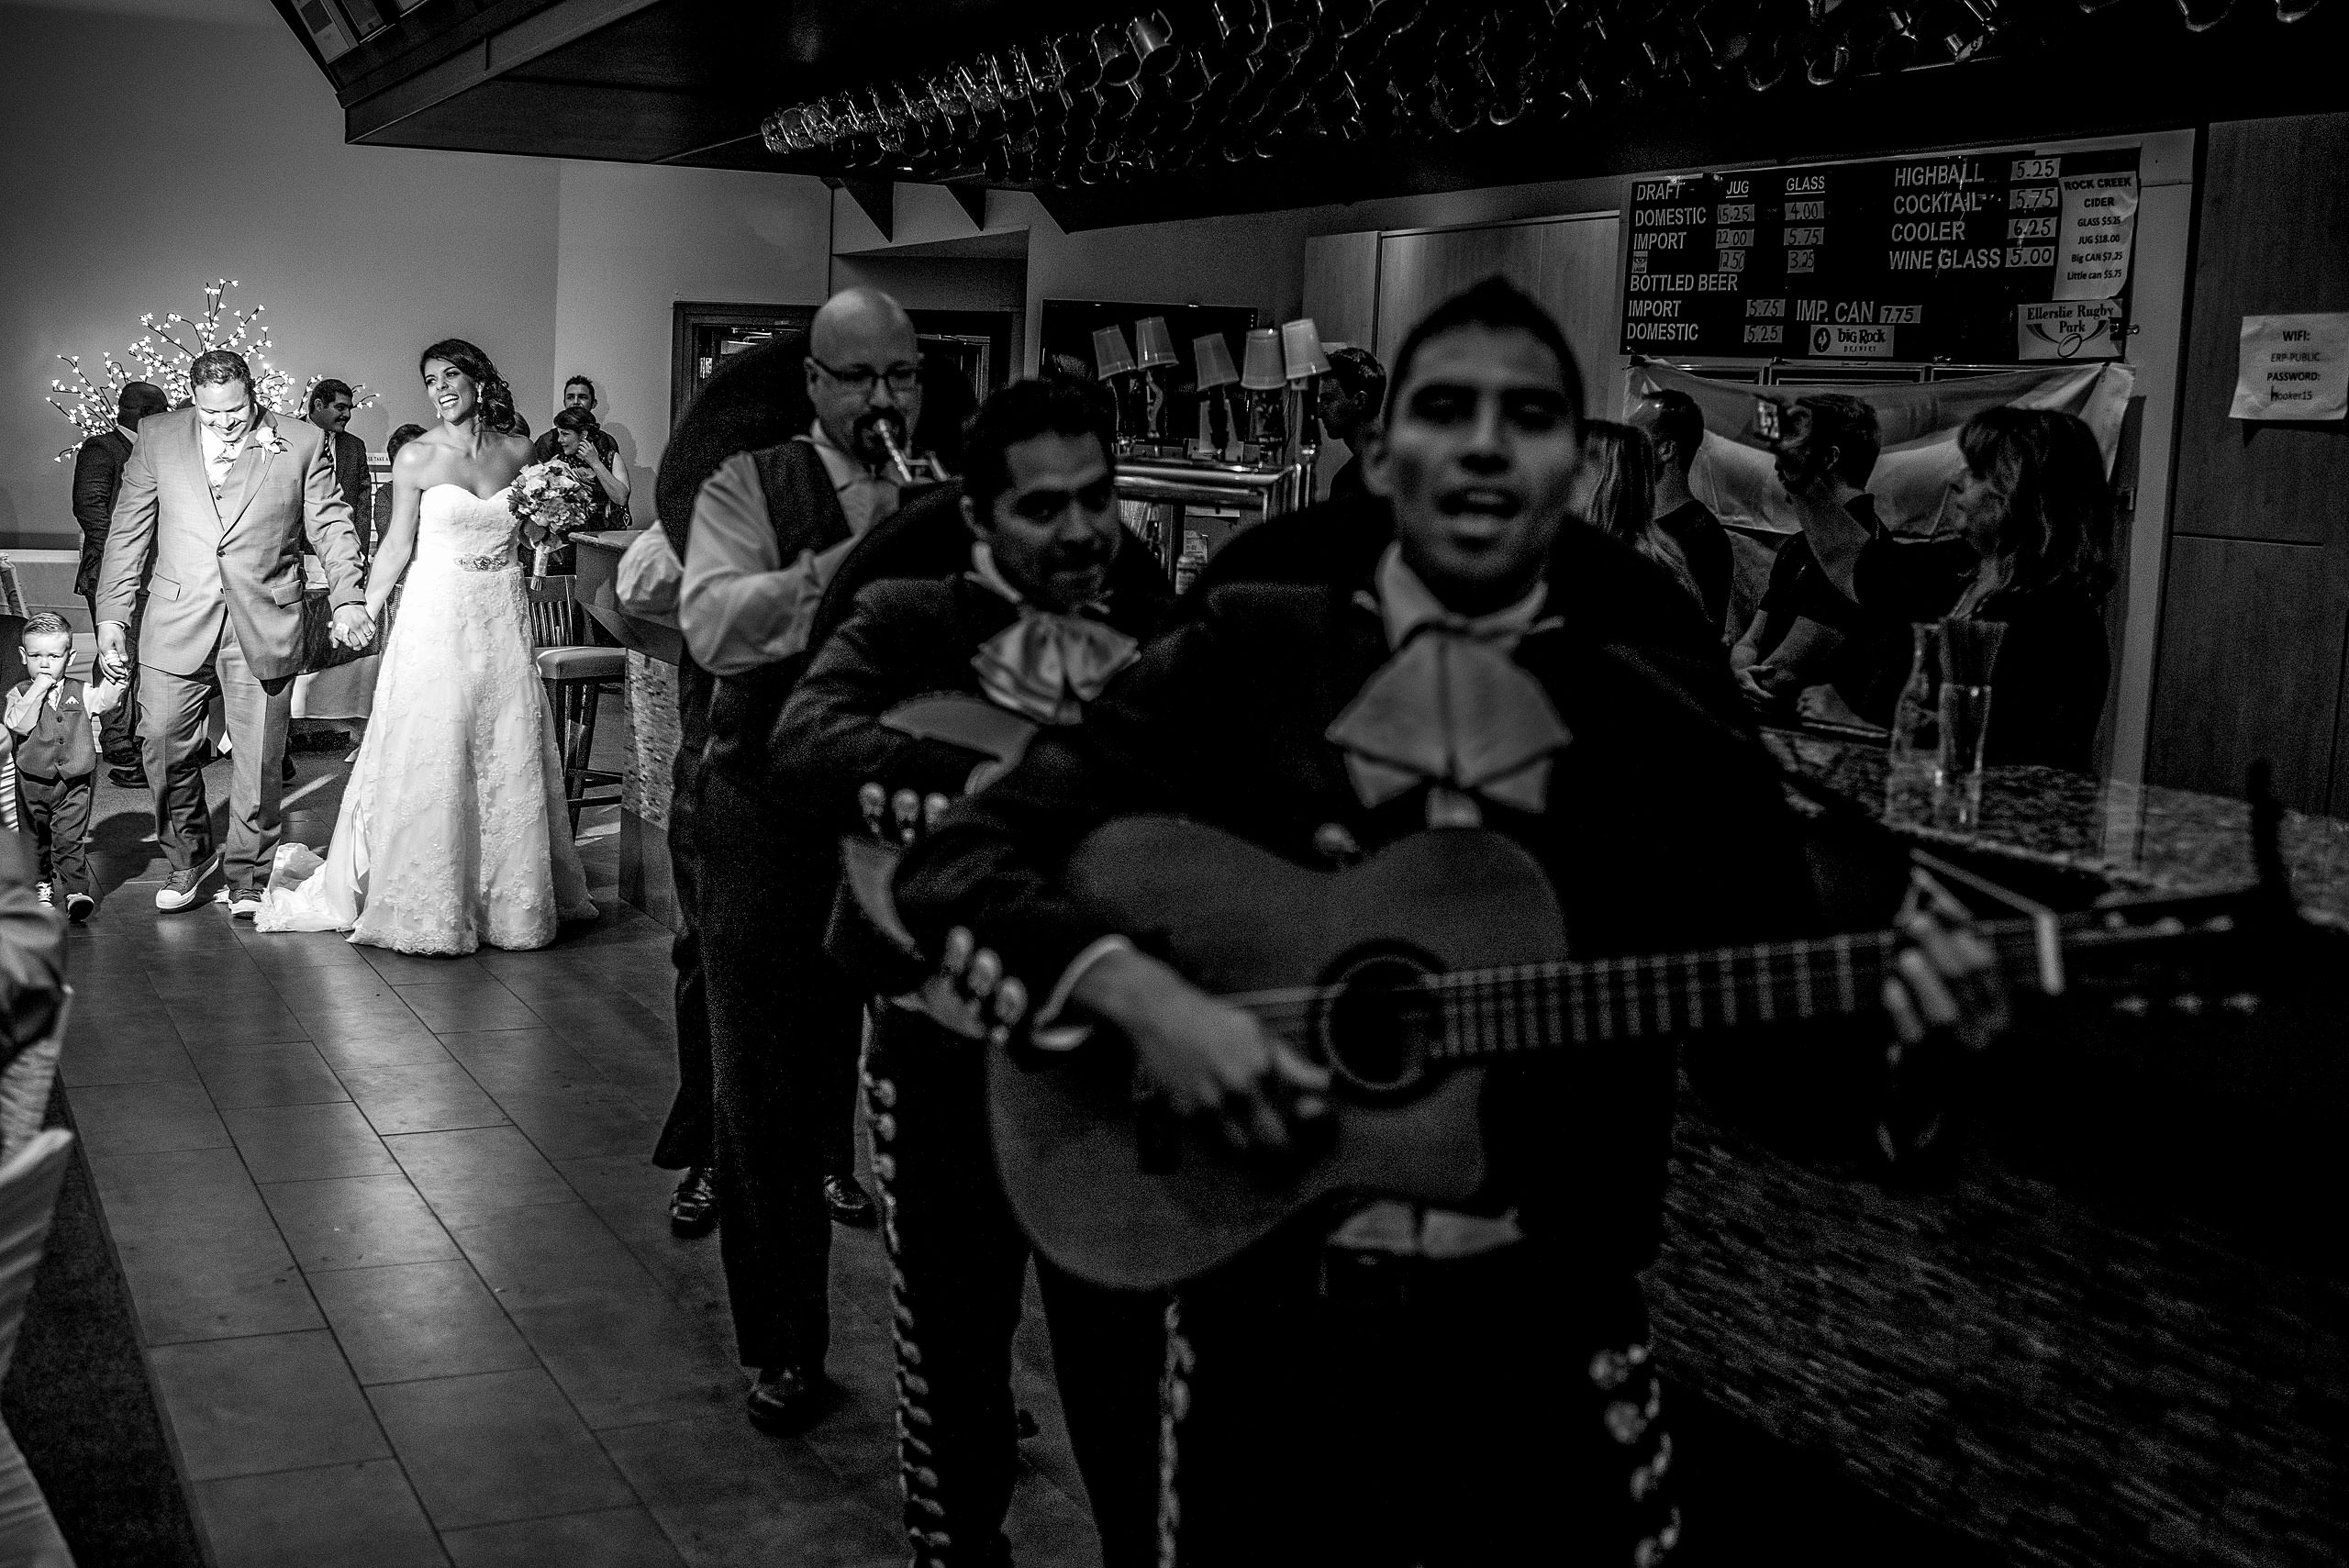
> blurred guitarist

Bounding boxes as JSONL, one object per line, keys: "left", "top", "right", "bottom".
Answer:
{"left": 895, "top": 278, "right": 2008, "bottom": 1566}
{"left": 774, "top": 375, "right": 1172, "bottom": 1568}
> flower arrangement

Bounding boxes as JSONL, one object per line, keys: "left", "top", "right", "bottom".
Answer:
{"left": 507, "top": 460, "right": 597, "bottom": 558}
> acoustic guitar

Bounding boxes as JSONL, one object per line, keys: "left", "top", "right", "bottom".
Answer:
{"left": 987, "top": 813, "right": 2317, "bottom": 1292}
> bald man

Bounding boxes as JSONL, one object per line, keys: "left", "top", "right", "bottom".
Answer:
{"left": 679, "top": 286, "right": 953, "bottom": 1432}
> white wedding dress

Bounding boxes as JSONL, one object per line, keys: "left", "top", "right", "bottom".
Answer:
{"left": 257, "top": 484, "right": 596, "bottom": 953}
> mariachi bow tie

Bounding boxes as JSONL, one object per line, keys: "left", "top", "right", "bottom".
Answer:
{"left": 967, "top": 545, "right": 1140, "bottom": 727}
{"left": 1325, "top": 614, "right": 1571, "bottom": 818}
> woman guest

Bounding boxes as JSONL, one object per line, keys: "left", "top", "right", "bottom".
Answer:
{"left": 541, "top": 406, "right": 630, "bottom": 570}
{"left": 1853, "top": 406, "right": 2116, "bottom": 773}
{"left": 1578, "top": 420, "right": 1705, "bottom": 613}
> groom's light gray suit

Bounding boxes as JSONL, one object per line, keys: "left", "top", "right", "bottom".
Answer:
{"left": 95, "top": 406, "right": 367, "bottom": 894}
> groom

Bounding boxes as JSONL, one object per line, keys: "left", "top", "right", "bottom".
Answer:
{"left": 95, "top": 350, "right": 373, "bottom": 915}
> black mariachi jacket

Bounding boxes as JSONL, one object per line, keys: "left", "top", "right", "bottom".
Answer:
{"left": 893, "top": 521, "right": 1814, "bottom": 1273}
{"left": 774, "top": 545, "right": 1174, "bottom": 838}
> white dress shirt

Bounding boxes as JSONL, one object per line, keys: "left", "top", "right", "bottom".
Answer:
{"left": 199, "top": 421, "right": 248, "bottom": 489}
{"left": 616, "top": 526, "right": 683, "bottom": 617}
{"left": 678, "top": 421, "right": 900, "bottom": 678}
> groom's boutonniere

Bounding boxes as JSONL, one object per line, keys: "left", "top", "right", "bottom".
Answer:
{"left": 252, "top": 421, "right": 290, "bottom": 456}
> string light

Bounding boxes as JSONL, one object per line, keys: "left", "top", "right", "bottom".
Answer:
{"left": 45, "top": 278, "right": 376, "bottom": 461}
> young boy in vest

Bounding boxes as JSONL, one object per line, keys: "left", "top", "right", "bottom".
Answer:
{"left": 7, "top": 613, "right": 124, "bottom": 921}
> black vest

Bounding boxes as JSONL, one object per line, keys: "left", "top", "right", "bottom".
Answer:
{"left": 12, "top": 679, "right": 96, "bottom": 782}
{"left": 700, "top": 441, "right": 856, "bottom": 788}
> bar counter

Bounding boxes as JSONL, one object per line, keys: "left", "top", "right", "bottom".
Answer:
{"left": 1650, "top": 733, "right": 2348, "bottom": 1566}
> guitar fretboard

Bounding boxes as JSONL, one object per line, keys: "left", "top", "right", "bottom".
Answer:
{"left": 1420, "top": 919, "right": 2064, "bottom": 1059}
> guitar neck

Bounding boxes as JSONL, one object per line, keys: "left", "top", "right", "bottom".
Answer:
{"left": 1422, "top": 918, "right": 2061, "bottom": 1061}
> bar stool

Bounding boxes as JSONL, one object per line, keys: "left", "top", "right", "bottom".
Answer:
{"left": 528, "top": 576, "right": 625, "bottom": 831}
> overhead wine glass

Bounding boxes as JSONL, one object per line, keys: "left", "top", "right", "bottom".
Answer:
{"left": 1052, "top": 31, "right": 1105, "bottom": 92}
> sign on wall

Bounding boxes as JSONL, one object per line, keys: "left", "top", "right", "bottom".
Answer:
{"left": 2230, "top": 313, "right": 2349, "bottom": 420}
{"left": 1620, "top": 147, "right": 2141, "bottom": 363}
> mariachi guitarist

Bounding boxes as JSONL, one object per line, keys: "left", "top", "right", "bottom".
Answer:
{"left": 894, "top": 278, "right": 2009, "bottom": 1566}
{"left": 774, "top": 375, "right": 1173, "bottom": 1568}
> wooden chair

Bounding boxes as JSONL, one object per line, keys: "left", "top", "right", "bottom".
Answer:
{"left": 526, "top": 577, "right": 625, "bottom": 832}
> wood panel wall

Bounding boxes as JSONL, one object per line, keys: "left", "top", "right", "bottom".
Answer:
{"left": 1374, "top": 216, "right": 1620, "bottom": 421}
{"left": 2149, "top": 115, "right": 2349, "bottom": 813}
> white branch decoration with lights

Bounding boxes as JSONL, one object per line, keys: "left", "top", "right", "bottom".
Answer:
{"left": 45, "top": 278, "right": 375, "bottom": 460}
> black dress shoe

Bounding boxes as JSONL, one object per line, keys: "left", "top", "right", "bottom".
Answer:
{"left": 824, "top": 1173, "right": 877, "bottom": 1228}
{"left": 668, "top": 1166, "right": 718, "bottom": 1238}
{"left": 107, "top": 763, "right": 149, "bottom": 790}
{"left": 282, "top": 752, "right": 298, "bottom": 784}
{"left": 745, "top": 1366, "right": 829, "bottom": 1435}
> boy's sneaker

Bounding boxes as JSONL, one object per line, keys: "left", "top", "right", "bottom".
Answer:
{"left": 34, "top": 883, "right": 51, "bottom": 906}
{"left": 156, "top": 853, "right": 222, "bottom": 912}
{"left": 65, "top": 894, "right": 94, "bottom": 923}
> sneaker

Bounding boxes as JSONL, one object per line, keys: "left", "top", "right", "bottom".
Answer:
{"left": 227, "top": 887, "right": 263, "bottom": 920}
{"left": 65, "top": 893, "right": 94, "bottom": 923}
{"left": 34, "top": 883, "right": 51, "bottom": 906}
{"left": 155, "top": 854, "right": 222, "bottom": 913}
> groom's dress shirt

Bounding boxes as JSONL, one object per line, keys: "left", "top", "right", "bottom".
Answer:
{"left": 199, "top": 423, "right": 248, "bottom": 494}
{"left": 681, "top": 421, "right": 900, "bottom": 678}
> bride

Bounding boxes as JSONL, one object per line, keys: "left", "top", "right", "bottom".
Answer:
{"left": 258, "top": 339, "right": 597, "bottom": 952}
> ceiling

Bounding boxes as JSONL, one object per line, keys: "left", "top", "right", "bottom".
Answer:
{"left": 278, "top": 0, "right": 2349, "bottom": 231}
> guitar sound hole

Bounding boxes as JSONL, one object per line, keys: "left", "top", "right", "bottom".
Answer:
{"left": 1317, "top": 951, "right": 1439, "bottom": 1098}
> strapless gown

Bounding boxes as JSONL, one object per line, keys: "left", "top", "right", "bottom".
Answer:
{"left": 257, "top": 484, "right": 597, "bottom": 953}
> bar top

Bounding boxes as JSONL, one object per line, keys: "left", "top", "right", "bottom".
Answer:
{"left": 1763, "top": 728, "right": 2349, "bottom": 925}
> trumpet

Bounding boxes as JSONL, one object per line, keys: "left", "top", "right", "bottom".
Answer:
{"left": 875, "top": 417, "right": 924, "bottom": 485}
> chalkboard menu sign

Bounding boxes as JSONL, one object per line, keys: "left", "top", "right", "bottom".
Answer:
{"left": 1620, "top": 146, "right": 2142, "bottom": 364}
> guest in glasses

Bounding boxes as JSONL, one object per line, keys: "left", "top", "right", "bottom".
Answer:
{"left": 678, "top": 285, "right": 957, "bottom": 1434}
{"left": 1848, "top": 406, "right": 2116, "bottom": 772}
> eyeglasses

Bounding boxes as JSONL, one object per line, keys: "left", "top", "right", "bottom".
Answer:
{"left": 808, "top": 355, "right": 922, "bottom": 395}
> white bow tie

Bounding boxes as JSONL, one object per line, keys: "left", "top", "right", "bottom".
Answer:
{"left": 965, "top": 542, "right": 1139, "bottom": 727}
{"left": 1326, "top": 617, "right": 1571, "bottom": 820}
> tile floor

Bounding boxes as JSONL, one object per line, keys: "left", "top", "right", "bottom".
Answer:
{"left": 57, "top": 746, "right": 1104, "bottom": 1567}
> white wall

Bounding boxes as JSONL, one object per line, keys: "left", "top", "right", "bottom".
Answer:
{"left": 551, "top": 161, "right": 832, "bottom": 521}
{"left": 0, "top": 0, "right": 562, "bottom": 547}
{"left": 0, "top": 0, "right": 839, "bottom": 547}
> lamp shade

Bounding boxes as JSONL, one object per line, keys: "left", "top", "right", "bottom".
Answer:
{"left": 1280, "top": 318, "right": 1331, "bottom": 380}
{"left": 1133, "top": 316, "right": 1179, "bottom": 370}
{"left": 1239, "top": 328, "right": 1286, "bottom": 390}
{"left": 1092, "top": 324, "right": 1137, "bottom": 378}
{"left": 1193, "top": 333, "right": 1240, "bottom": 388}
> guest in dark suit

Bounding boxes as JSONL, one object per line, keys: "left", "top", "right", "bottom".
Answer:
{"left": 896, "top": 279, "right": 2009, "bottom": 1566}
{"left": 306, "top": 380, "right": 371, "bottom": 555}
{"left": 774, "top": 376, "right": 1171, "bottom": 1568}
{"left": 75, "top": 381, "right": 169, "bottom": 782}
{"left": 1316, "top": 344, "right": 1386, "bottom": 502}
{"left": 1630, "top": 387, "right": 1734, "bottom": 638}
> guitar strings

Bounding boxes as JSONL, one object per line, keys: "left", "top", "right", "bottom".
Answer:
{"left": 1224, "top": 916, "right": 2087, "bottom": 1040}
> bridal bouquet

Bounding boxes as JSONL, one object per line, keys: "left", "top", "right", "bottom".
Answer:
{"left": 507, "top": 460, "right": 596, "bottom": 553}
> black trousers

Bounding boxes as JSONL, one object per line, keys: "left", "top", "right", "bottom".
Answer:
{"left": 697, "top": 765, "right": 863, "bottom": 1373}
{"left": 16, "top": 771, "right": 93, "bottom": 897}
{"left": 83, "top": 591, "right": 141, "bottom": 763}
{"left": 651, "top": 706, "right": 711, "bottom": 1171}
{"left": 1160, "top": 1240, "right": 1679, "bottom": 1566}
{"left": 866, "top": 1008, "right": 1164, "bottom": 1568}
